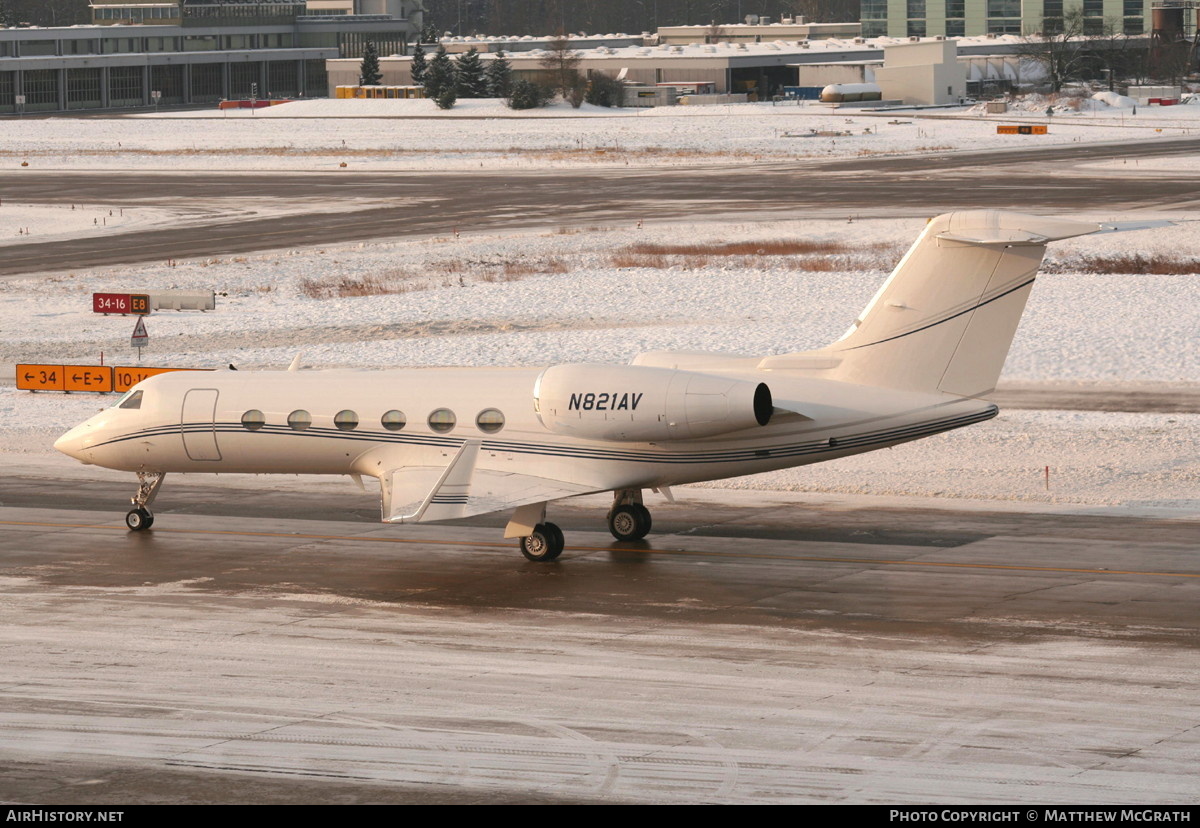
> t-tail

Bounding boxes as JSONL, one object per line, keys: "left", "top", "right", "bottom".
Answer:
{"left": 816, "top": 210, "right": 1166, "bottom": 398}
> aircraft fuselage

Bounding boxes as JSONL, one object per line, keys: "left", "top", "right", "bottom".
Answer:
{"left": 56, "top": 366, "right": 996, "bottom": 493}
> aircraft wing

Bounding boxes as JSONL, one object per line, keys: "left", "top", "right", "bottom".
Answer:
{"left": 380, "top": 440, "right": 595, "bottom": 524}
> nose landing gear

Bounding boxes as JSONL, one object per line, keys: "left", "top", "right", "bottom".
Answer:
{"left": 125, "top": 472, "right": 165, "bottom": 532}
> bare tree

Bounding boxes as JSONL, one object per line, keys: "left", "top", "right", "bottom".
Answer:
{"left": 1087, "top": 18, "right": 1145, "bottom": 90}
{"left": 1014, "top": 8, "right": 1090, "bottom": 92}
{"left": 539, "top": 36, "right": 584, "bottom": 98}
{"left": 706, "top": 21, "right": 728, "bottom": 43}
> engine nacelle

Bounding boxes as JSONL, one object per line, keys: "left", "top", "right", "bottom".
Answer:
{"left": 534, "top": 363, "right": 772, "bottom": 442}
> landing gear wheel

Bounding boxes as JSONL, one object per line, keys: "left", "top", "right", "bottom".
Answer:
{"left": 608, "top": 504, "right": 651, "bottom": 541}
{"left": 125, "top": 507, "right": 154, "bottom": 532}
{"left": 521, "top": 522, "right": 564, "bottom": 562}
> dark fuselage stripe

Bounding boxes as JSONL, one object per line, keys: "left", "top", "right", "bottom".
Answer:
{"left": 91, "top": 407, "right": 998, "bottom": 467}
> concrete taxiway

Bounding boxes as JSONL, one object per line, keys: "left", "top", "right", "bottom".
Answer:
{"left": 0, "top": 485, "right": 1196, "bottom": 804}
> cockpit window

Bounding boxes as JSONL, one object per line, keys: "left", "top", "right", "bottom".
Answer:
{"left": 114, "top": 390, "right": 143, "bottom": 410}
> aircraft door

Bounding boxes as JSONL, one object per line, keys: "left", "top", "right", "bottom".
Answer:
{"left": 181, "top": 389, "right": 222, "bottom": 461}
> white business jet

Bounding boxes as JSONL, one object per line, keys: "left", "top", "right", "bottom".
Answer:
{"left": 54, "top": 210, "right": 1161, "bottom": 561}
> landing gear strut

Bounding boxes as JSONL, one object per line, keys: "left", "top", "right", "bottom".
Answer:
{"left": 520, "top": 522, "right": 564, "bottom": 562}
{"left": 607, "top": 489, "right": 651, "bottom": 541}
{"left": 125, "top": 472, "right": 165, "bottom": 532}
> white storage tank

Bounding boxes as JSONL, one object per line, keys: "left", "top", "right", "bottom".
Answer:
{"left": 819, "top": 82, "right": 883, "bottom": 103}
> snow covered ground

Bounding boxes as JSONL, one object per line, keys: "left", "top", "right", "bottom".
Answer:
{"left": 1, "top": 99, "right": 1197, "bottom": 514}
{"left": 3, "top": 96, "right": 1200, "bottom": 172}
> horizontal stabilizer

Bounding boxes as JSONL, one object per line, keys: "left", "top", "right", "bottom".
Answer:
{"left": 1093, "top": 219, "right": 1177, "bottom": 235}
{"left": 937, "top": 230, "right": 1052, "bottom": 245}
{"left": 939, "top": 217, "right": 1176, "bottom": 246}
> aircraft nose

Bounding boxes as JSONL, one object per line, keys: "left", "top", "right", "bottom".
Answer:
{"left": 54, "top": 424, "right": 94, "bottom": 464}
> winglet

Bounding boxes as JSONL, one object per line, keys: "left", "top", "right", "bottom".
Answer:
{"left": 384, "top": 440, "right": 481, "bottom": 524}
{"left": 287, "top": 353, "right": 303, "bottom": 372}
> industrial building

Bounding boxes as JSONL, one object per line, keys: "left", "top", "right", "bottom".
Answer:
{"left": 653, "top": 18, "right": 862, "bottom": 43}
{"left": 327, "top": 33, "right": 1051, "bottom": 106}
{"left": 861, "top": 0, "right": 1159, "bottom": 38}
{"left": 0, "top": 0, "right": 423, "bottom": 113}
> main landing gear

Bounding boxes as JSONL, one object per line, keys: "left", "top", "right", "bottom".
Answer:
{"left": 607, "top": 490, "right": 651, "bottom": 542}
{"left": 125, "top": 472, "right": 165, "bottom": 532}
{"left": 507, "top": 501, "right": 565, "bottom": 562}
{"left": 507, "top": 489, "right": 659, "bottom": 562}
{"left": 520, "top": 522, "right": 565, "bottom": 562}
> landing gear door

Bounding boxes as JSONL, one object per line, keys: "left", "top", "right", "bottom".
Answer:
{"left": 181, "top": 389, "right": 222, "bottom": 461}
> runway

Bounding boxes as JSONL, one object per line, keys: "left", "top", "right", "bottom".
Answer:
{"left": 2, "top": 136, "right": 1200, "bottom": 276}
{"left": 0, "top": 486, "right": 1196, "bottom": 804}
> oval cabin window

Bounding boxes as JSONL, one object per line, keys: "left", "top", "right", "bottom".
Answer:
{"left": 241, "top": 409, "right": 266, "bottom": 431}
{"left": 427, "top": 408, "right": 456, "bottom": 433}
{"left": 475, "top": 408, "right": 505, "bottom": 434}
{"left": 287, "top": 410, "right": 312, "bottom": 431}
{"left": 381, "top": 410, "right": 406, "bottom": 431}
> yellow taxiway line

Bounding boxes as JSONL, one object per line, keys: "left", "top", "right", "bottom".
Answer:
{"left": 3, "top": 518, "right": 1198, "bottom": 579}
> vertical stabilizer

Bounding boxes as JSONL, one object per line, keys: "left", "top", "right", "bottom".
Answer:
{"left": 822, "top": 211, "right": 1102, "bottom": 398}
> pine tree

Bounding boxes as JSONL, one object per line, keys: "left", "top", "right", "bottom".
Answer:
{"left": 454, "top": 47, "right": 487, "bottom": 98}
{"left": 585, "top": 73, "right": 625, "bottom": 108}
{"left": 434, "top": 84, "right": 458, "bottom": 110}
{"left": 420, "top": 23, "right": 440, "bottom": 45}
{"left": 485, "top": 50, "right": 512, "bottom": 99}
{"left": 424, "top": 44, "right": 456, "bottom": 101}
{"left": 410, "top": 41, "right": 427, "bottom": 85}
{"left": 506, "top": 80, "right": 554, "bottom": 110}
{"left": 359, "top": 41, "right": 382, "bottom": 86}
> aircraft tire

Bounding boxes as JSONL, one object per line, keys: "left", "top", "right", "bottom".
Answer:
{"left": 544, "top": 522, "right": 565, "bottom": 558}
{"left": 608, "top": 504, "right": 651, "bottom": 541}
{"left": 125, "top": 508, "right": 154, "bottom": 531}
{"left": 632, "top": 504, "right": 652, "bottom": 538}
{"left": 521, "top": 522, "right": 564, "bottom": 562}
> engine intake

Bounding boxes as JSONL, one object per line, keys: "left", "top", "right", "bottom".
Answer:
{"left": 534, "top": 363, "right": 772, "bottom": 442}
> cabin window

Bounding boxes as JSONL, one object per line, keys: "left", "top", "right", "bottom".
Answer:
{"left": 115, "top": 390, "right": 143, "bottom": 410}
{"left": 427, "top": 408, "right": 456, "bottom": 433}
{"left": 287, "top": 409, "right": 312, "bottom": 431}
{"left": 475, "top": 408, "right": 505, "bottom": 434}
{"left": 241, "top": 409, "right": 266, "bottom": 431}
{"left": 334, "top": 410, "right": 359, "bottom": 431}
{"left": 381, "top": 410, "right": 406, "bottom": 431}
